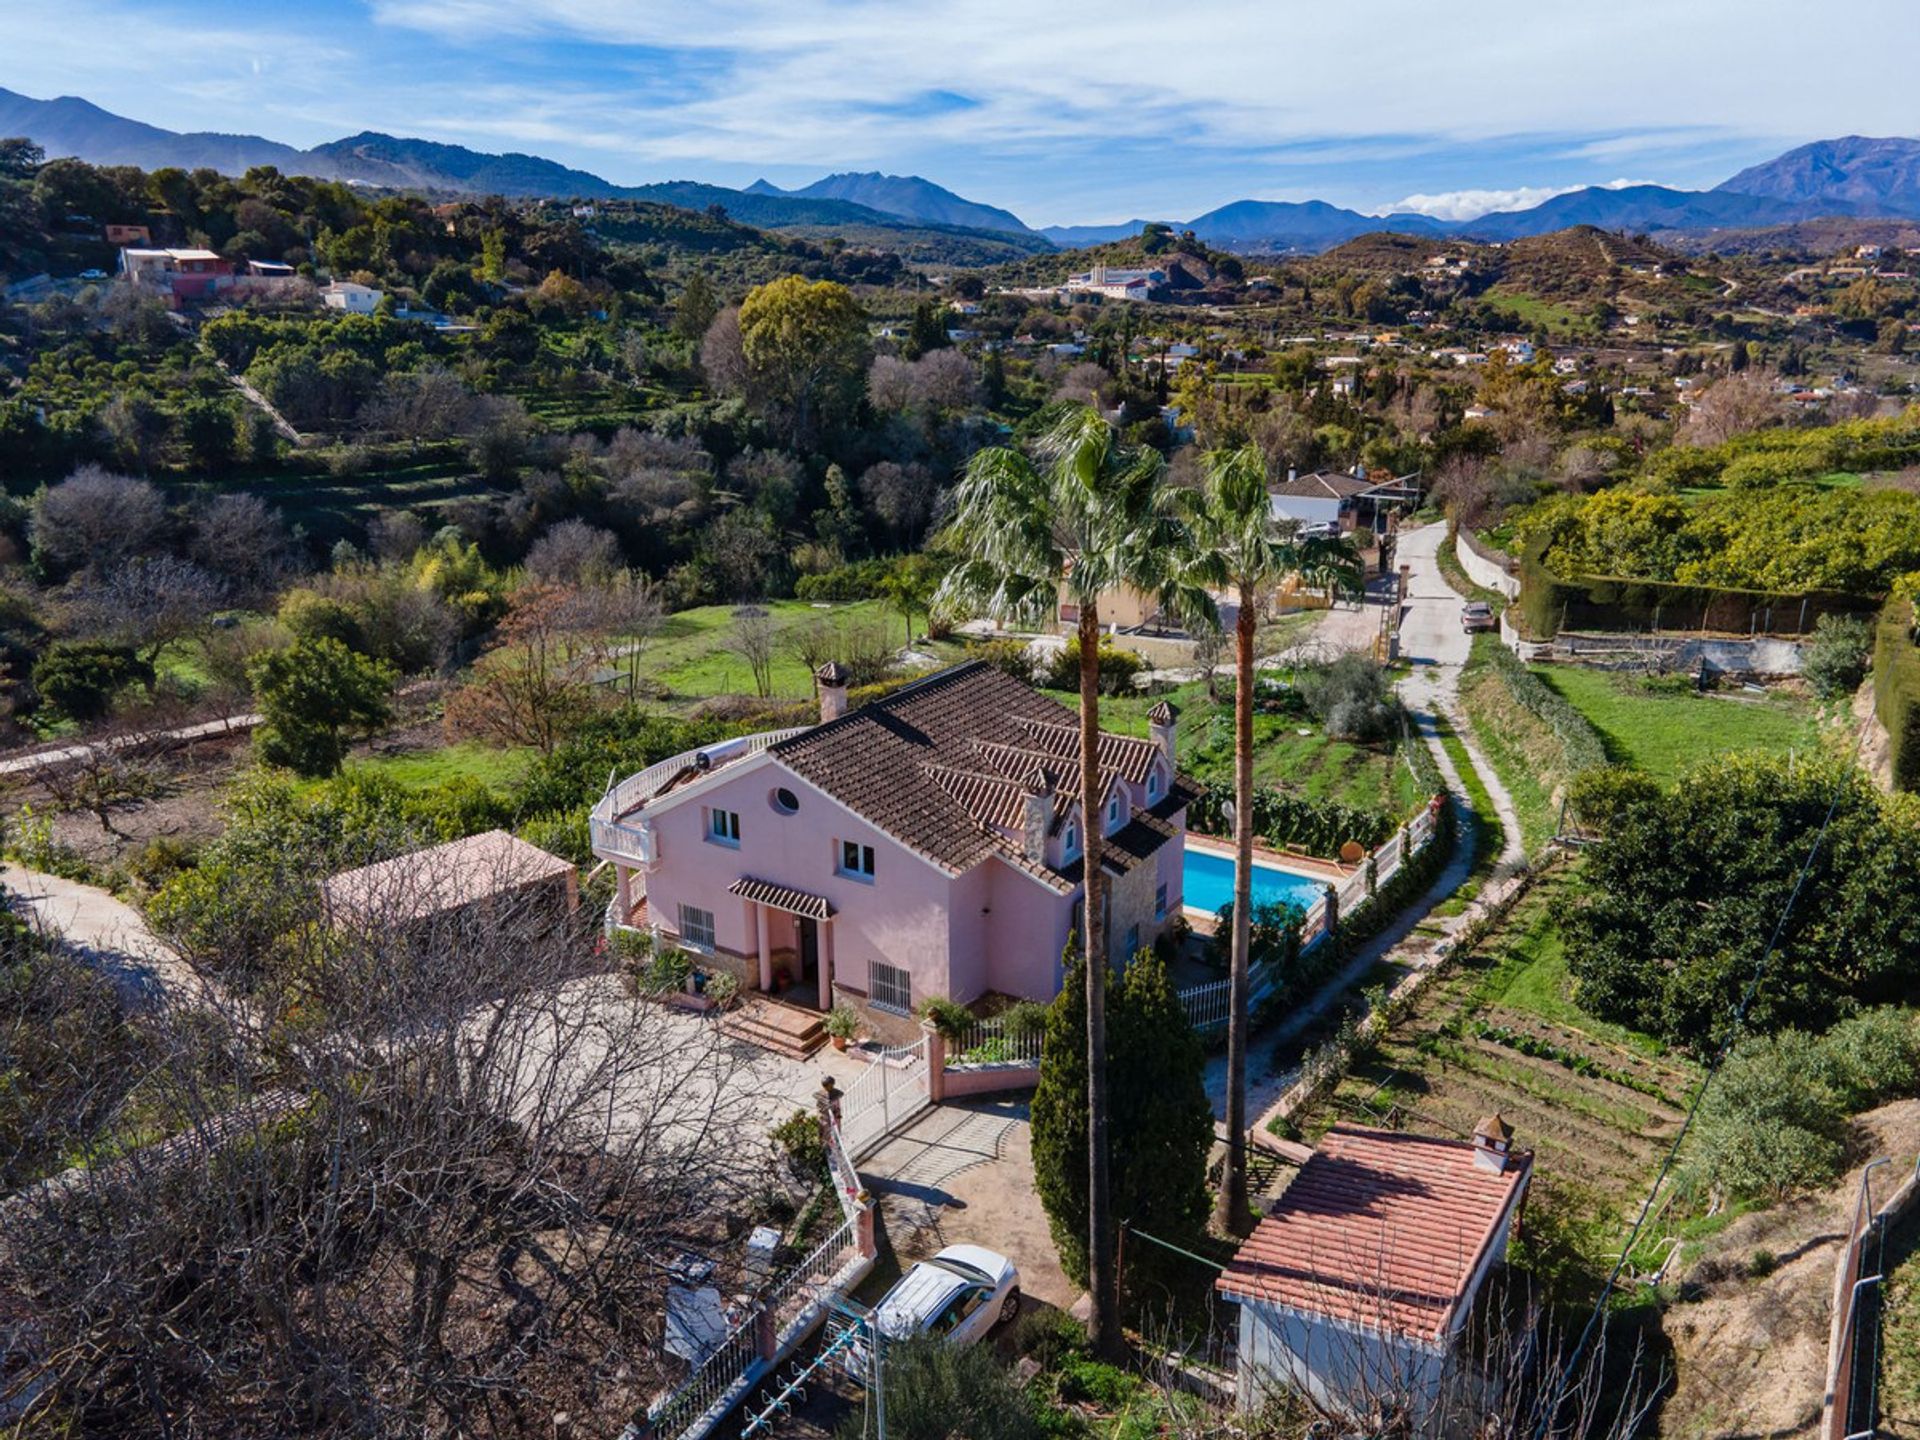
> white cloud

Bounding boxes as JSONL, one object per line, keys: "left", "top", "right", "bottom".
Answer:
{"left": 1382, "top": 178, "right": 1659, "bottom": 222}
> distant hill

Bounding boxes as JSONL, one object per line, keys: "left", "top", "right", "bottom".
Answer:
{"left": 1182, "top": 198, "right": 1446, "bottom": 251}
{"left": 1457, "top": 184, "right": 1835, "bottom": 241}
{"left": 750, "top": 172, "right": 1033, "bottom": 236}
{"left": 1037, "top": 220, "right": 1154, "bottom": 246}
{"left": 0, "top": 87, "right": 305, "bottom": 173}
{"left": 307, "top": 131, "right": 623, "bottom": 197}
{"left": 1717, "top": 136, "right": 1920, "bottom": 216}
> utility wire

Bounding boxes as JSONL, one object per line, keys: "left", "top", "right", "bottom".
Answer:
{"left": 1533, "top": 716, "right": 1872, "bottom": 1438}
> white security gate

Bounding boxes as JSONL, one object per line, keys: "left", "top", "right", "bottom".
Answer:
{"left": 837, "top": 1037, "right": 930, "bottom": 1160}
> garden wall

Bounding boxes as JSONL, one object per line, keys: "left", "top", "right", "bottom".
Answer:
{"left": 1517, "top": 560, "right": 1878, "bottom": 640}
{"left": 1457, "top": 530, "right": 1521, "bottom": 599}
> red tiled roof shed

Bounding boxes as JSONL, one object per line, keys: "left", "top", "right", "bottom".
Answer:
{"left": 1216, "top": 1123, "right": 1531, "bottom": 1345}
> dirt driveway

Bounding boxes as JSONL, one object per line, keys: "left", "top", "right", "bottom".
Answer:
{"left": 857, "top": 1096, "right": 1075, "bottom": 1313}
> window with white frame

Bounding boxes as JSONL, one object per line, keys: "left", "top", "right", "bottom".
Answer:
{"left": 707, "top": 807, "right": 741, "bottom": 846}
{"left": 871, "top": 960, "right": 912, "bottom": 1014}
{"left": 678, "top": 903, "right": 716, "bottom": 951}
{"left": 1155, "top": 883, "right": 1168, "bottom": 920}
{"left": 838, "top": 839, "right": 877, "bottom": 879}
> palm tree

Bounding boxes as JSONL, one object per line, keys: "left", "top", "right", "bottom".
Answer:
{"left": 939, "top": 405, "right": 1210, "bottom": 1355}
{"left": 1183, "top": 447, "right": 1362, "bottom": 1234}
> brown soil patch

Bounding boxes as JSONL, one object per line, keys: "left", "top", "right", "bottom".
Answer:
{"left": 1657, "top": 1100, "right": 1920, "bottom": 1439}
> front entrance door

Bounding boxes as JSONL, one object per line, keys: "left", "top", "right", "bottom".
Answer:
{"left": 797, "top": 918, "right": 820, "bottom": 995}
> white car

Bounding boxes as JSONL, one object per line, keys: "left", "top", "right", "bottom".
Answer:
{"left": 844, "top": 1244, "right": 1019, "bottom": 1374}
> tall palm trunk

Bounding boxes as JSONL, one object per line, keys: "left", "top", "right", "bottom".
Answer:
{"left": 1078, "top": 604, "right": 1118, "bottom": 1356}
{"left": 1217, "top": 583, "right": 1257, "bottom": 1234}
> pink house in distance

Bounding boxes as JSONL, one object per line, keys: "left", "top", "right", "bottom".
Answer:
{"left": 588, "top": 662, "right": 1192, "bottom": 1035}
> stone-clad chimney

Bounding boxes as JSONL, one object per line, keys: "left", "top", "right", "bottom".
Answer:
{"left": 815, "top": 661, "right": 851, "bottom": 724}
{"left": 1021, "top": 765, "right": 1054, "bottom": 863}
{"left": 1147, "top": 700, "right": 1179, "bottom": 774}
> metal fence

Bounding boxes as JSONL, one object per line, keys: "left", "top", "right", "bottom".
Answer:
{"left": 837, "top": 1037, "right": 931, "bottom": 1160}
{"left": 637, "top": 1117, "right": 871, "bottom": 1440}
{"left": 945, "top": 1017, "right": 1045, "bottom": 1069}
{"left": 1175, "top": 800, "right": 1442, "bottom": 1035}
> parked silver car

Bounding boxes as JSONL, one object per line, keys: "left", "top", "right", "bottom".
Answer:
{"left": 844, "top": 1244, "right": 1020, "bottom": 1375}
{"left": 1461, "top": 601, "right": 1497, "bottom": 633}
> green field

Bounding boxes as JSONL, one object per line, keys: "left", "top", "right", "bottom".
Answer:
{"left": 638, "top": 599, "right": 928, "bottom": 703}
{"left": 1535, "top": 665, "right": 1821, "bottom": 781}
{"left": 1087, "top": 676, "right": 1424, "bottom": 818}
{"left": 1484, "top": 287, "right": 1586, "bottom": 333}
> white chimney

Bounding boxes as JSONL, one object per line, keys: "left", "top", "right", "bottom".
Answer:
{"left": 1287, "top": 467, "right": 1298, "bottom": 483}
{"left": 815, "top": 661, "right": 850, "bottom": 724}
{"left": 1472, "top": 1113, "right": 1515, "bottom": 1174}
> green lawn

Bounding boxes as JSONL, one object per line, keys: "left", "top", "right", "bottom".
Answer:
{"left": 1484, "top": 287, "right": 1587, "bottom": 333}
{"left": 1432, "top": 714, "right": 1502, "bottom": 913}
{"left": 640, "top": 600, "right": 901, "bottom": 703}
{"left": 1086, "top": 677, "right": 1423, "bottom": 817}
{"left": 318, "top": 742, "right": 535, "bottom": 794}
{"left": 1534, "top": 665, "right": 1821, "bottom": 782}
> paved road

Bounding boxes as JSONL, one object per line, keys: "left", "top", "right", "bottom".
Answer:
{"left": 1, "top": 862, "right": 217, "bottom": 1008}
{"left": 0, "top": 713, "right": 261, "bottom": 778}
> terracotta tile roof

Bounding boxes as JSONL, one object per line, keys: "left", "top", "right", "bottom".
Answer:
{"left": 923, "top": 764, "right": 1044, "bottom": 833}
{"left": 1009, "top": 716, "right": 1162, "bottom": 785}
{"left": 321, "top": 830, "right": 575, "bottom": 924}
{"left": 727, "top": 876, "right": 834, "bottom": 920}
{"left": 1216, "top": 1123, "right": 1530, "bottom": 1344}
{"left": 767, "top": 663, "right": 1178, "bottom": 891}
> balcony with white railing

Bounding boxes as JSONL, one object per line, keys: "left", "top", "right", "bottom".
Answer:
{"left": 588, "top": 727, "right": 808, "bottom": 866}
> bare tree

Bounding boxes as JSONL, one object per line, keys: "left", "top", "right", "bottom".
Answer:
{"left": 64, "top": 555, "right": 230, "bottom": 681}
{"left": 357, "top": 365, "right": 481, "bottom": 447}
{"left": 443, "top": 581, "right": 614, "bottom": 753}
{"left": 525, "top": 518, "right": 622, "bottom": 585}
{"left": 31, "top": 717, "right": 184, "bottom": 837}
{"left": 699, "top": 306, "right": 747, "bottom": 394}
{"left": 30, "top": 466, "right": 167, "bottom": 579}
{"left": 367, "top": 509, "right": 428, "bottom": 564}
{"left": 1680, "top": 370, "right": 1785, "bottom": 447}
{"left": 859, "top": 460, "right": 938, "bottom": 548}
{"left": 190, "top": 491, "right": 292, "bottom": 598}
{"left": 1, "top": 855, "right": 767, "bottom": 1438}
{"left": 726, "top": 604, "right": 777, "bottom": 699}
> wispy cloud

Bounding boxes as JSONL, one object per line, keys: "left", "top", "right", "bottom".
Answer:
{"left": 1382, "top": 178, "right": 1660, "bottom": 222}
{"left": 3, "top": 0, "right": 1918, "bottom": 222}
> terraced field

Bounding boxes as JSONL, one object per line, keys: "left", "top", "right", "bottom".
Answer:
{"left": 1301, "top": 868, "right": 1701, "bottom": 1228}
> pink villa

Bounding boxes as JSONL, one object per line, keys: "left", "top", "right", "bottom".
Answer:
{"left": 588, "top": 661, "right": 1193, "bottom": 1036}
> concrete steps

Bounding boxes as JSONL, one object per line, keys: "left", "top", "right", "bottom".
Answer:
{"left": 719, "top": 996, "right": 827, "bottom": 1059}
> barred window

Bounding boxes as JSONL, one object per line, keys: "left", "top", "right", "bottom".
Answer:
{"left": 871, "top": 960, "right": 912, "bottom": 1014}
{"left": 678, "top": 903, "right": 716, "bottom": 951}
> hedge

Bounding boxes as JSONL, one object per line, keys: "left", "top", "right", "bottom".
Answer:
{"left": 1517, "top": 558, "right": 1877, "bottom": 639}
{"left": 1188, "top": 782, "right": 1393, "bottom": 854}
{"left": 1875, "top": 599, "right": 1920, "bottom": 793}
{"left": 1476, "top": 640, "right": 1610, "bottom": 776}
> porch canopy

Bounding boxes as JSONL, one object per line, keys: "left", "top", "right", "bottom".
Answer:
{"left": 727, "top": 876, "right": 834, "bottom": 920}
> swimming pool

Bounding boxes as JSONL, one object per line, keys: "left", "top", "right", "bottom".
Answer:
{"left": 1181, "top": 845, "right": 1326, "bottom": 917}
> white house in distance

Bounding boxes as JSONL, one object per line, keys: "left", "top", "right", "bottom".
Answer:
{"left": 1218, "top": 1119, "right": 1532, "bottom": 1418}
{"left": 588, "top": 662, "right": 1193, "bottom": 1048}
{"left": 1064, "top": 265, "right": 1165, "bottom": 302}
{"left": 1268, "top": 468, "right": 1423, "bottom": 536}
{"left": 323, "top": 280, "right": 383, "bottom": 314}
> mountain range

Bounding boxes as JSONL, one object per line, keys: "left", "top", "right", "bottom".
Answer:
{"left": 5, "top": 85, "right": 1920, "bottom": 255}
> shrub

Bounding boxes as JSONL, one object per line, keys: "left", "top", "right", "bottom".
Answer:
{"left": 770, "top": 1108, "right": 826, "bottom": 1178}
{"left": 1819, "top": 1008, "right": 1920, "bottom": 1110}
{"left": 823, "top": 1001, "right": 859, "bottom": 1040}
{"left": 32, "top": 641, "right": 151, "bottom": 722}
{"left": 835, "top": 1335, "right": 1045, "bottom": 1440}
{"left": 638, "top": 946, "right": 692, "bottom": 996}
{"left": 1298, "top": 653, "right": 1395, "bottom": 741}
{"left": 705, "top": 970, "right": 740, "bottom": 1009}
{"left": 1803, "top": 612, "right": 1874, "bottom": 698}
{"left": 1010, "top": 1307, "right": 1086, "bottom": 1367}
{"left": 1040, "top": 636, "right": 1147, "bottom": 696}
{"left": 917, "top": 995, "right": 974, "bottom": 1039}
{"left": 1685, "top": 1031, "right": 1846, "bottom": 1198}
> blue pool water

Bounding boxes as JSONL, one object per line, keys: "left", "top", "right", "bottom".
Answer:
{"left": 1182, "top": 846, "right": 1326, "bottom": 917}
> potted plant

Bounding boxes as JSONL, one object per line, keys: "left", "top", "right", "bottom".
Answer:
{"left": 823, "top": 1003, "right": 860, "bottom": 1052}
{"left": 706, "top": 971, "right": 740, "bottom": 1012}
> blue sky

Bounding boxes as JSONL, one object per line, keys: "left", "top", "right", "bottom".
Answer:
{"left": 6, "top": 0, "right": 1919, "bottom": 226}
